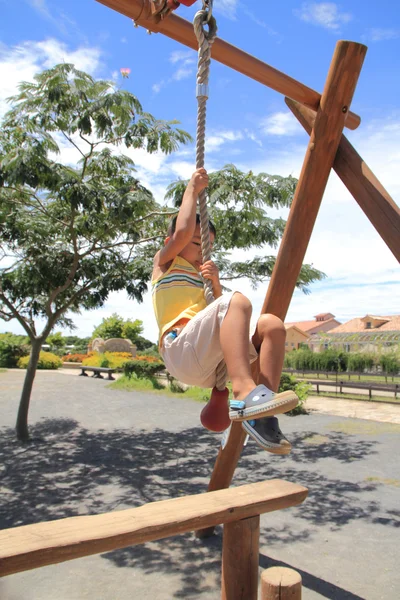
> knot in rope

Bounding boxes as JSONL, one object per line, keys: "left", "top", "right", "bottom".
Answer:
{"left": 193, "top": 7, "right": 227, "bottom": 391}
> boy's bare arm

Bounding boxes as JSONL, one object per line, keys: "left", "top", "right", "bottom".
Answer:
{"left": 157, "top": 168, "right": 208, "bottom": 267}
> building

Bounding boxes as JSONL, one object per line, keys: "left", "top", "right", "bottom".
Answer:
{"left": 284, "top": 325, "right": 310, "bottom": 352}
{"left": 310, "top": 314, "right": 400, "bottom": 353}
{"left": 284, "top": 313, "right": 341, "bottom": 352}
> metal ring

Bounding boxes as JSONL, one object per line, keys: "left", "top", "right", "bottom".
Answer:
{"left": 202, "top": 0, "right": 213, "bottom": 23}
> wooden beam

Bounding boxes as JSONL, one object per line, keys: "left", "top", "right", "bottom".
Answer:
{"left": 95, "top": 0, "right": 361, "bottom": 130}
{"left": 0, "top": 480, "right": 307, "bottom": 577}
{"left": 221, "top": 516, "right": 260, "bottom": 600}
{"left": 195, "top": 422, "right": 248, "bottom": 538}
{"left": 285, "top": 97, "right": 400, "bottom": 263}
{"left": 261, "top": 41, "right": 367, "bottom": 319}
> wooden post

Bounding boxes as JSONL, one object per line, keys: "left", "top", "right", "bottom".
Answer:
{"left": 285, "top": 97, "right": 400, "bottom": 263}
{"left": 221, "top": 515, "right": 260, "bottom": 600}
{"left": 261, "top": 567, "right": 302, "bottom": 600}
{"left": 262, "top": 40, "right": 367, "bottom": 320}
{"left": 201, "top": 40, "right": 367, "bottom": 519}
{"left": 95, "top": 0, "right": 361, "bottom": 129}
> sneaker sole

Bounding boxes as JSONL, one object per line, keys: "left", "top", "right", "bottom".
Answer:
{"left": 241, "top": 422, "right": 292, "bottom": 455}
{"left": 229, "top": 390, "right": 298, "bottom": 421}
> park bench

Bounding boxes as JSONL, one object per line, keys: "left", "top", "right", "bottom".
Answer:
{"left": 79, "top": 366, "right": 115, "bottom": 380}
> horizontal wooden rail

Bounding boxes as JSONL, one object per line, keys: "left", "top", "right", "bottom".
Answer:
{"left": 96, "top": 0, "right": 361, "bottom": 129}
{"left": 0, "top": 480, "right": 307, "bottom": 577}
{"left": 310, "top": 379, "right": 399, "bottom": 398}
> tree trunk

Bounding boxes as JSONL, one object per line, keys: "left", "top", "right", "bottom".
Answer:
{"left": 16, "top": 339, "right": 42, "bottom": 441}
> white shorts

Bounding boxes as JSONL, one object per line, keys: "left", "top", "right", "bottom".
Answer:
{"left": 161, "top": 291, "right": 258, "bottom": 388}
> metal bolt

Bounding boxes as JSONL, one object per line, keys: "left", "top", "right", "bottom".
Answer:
{"left": 342, "top": 106, "right": 348, "bottom": 113}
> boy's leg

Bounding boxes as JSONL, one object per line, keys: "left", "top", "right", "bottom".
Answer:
{"left": 251, "top": 314, "right": 286, "bottom": 391}
{"left": 243, "top": 314, "right": 293, "bottom": 454}
{"left": 219, "top": 292, "right": 255, "bottom": 400}
{"left": 220, "top": 295, "right": 298, "bottom": 420}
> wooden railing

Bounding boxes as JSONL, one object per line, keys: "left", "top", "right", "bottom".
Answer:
{"left": 0, "top": 480, "right": 307, "bottom": 599}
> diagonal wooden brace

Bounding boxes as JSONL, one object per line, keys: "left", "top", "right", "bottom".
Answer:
{"left": 285, "top": 97, "right": 400, "bottom": 263}
{"left": 196, "top": 40, "right": 367, "bottom": 538}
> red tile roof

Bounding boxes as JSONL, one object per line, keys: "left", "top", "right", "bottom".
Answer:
{"left": 285, "top": 318, "right": 339, "bottom": 332}
{"left": 330, "top": 315, "right": 400, "bottom": 333}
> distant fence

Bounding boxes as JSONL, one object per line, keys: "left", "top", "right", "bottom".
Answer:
{"left": 308, "top": 379, "right": 399, "bottom": 399}
{"left": 284, "top": 368, "right": 399, "bottom": 383}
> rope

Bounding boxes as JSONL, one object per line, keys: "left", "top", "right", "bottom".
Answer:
{"left": 193, "top": 2, "right": 228, "bottom": 391}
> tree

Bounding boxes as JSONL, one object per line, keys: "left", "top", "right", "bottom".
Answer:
{"left": 91, "top": 313, "right": 143, "bottom": 344}
{"left": 46, "top": 331, "right": 66, "bottom": 350}
{"left": 165, "top": 164, "right": 325, "bottom": 291}
{"left": 0, "top": 64, "right": 191, "bottom": 441}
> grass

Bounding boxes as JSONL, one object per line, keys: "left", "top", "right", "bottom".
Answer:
{"left": 109, "top": 374, "right": 210, "bottom": 403}
{"left": 285, "top": 371, "right": 400, "bottom": 385}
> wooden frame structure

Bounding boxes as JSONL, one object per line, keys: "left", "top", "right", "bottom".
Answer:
{"left": 96, "top": 0, "right": 400, "bottom": 537}
{"left": 0, "top": 480, "right": 307, "bottom": 599}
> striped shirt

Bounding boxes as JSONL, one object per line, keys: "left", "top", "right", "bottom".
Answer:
{"left": 152, "top": 255, "right": 207, "bottom": 342}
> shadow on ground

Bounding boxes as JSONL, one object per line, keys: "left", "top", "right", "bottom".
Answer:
{"left": 0, "top": 419, "right": 386, "bottom": 598}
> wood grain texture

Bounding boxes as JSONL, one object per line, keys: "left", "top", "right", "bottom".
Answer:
{"left": 221, "top": 516, "right": 260, "bottom": 600}
{"left": 262, "top": 41, "right": 367, "bottom": 320}
{"left": 95, "top": 0, "right": 361, "bottom": 129}
{"left": 261, "top": 567, "right": 302, "bottom": 600}
{"left": 285, "top": 97, "right": 400, "bottom": 263}
{"left": 0, "top": 480, "right": 307, "bottom": 577}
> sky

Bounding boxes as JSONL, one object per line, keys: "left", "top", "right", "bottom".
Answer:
{"left": 1, "top": 0, "right": 399, "bottom": 344}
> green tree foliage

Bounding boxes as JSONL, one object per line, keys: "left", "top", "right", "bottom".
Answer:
{"left": 91, "top": 313, "right": 143, "bottom": 344}
{"left": 0, "top": 64, "right": 191, "bottom": 440}
{"left": 46, "top": 331, "right": 66, "bottom": 349}
{"left": 165, "top": 165, "right": 325, "bottom": 290}
{"left": 0, "top": 333, "right": 29, "bottom": 367}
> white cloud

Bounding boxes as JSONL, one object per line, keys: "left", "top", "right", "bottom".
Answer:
{"left": 261, "top": 111, "right": 304, "bottom": 136}
{"left": 214, "top": 0, "right": 238, "bottom": 20}
{"left": 294, "top": 3, "right": 352, "bottom": 31}
{"left": 152, "top": 50, "right": 195, "bottom": 93}
{"left": 206, "top": 129, "right": 243, "bottom": 153}
{"left": 363, "top": 28, "right": 400, "bottom": 42}
{"left": 169, "top": 50, "right": 194, "bottom": 64}
{"left": 0, "top": 39, "right": 103, "bottom": 119}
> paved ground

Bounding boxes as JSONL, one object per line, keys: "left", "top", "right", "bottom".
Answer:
{"left": 1, "top": 369, "right": 400, "bottom": 600}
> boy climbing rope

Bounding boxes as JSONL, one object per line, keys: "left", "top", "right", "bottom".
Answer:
{"left": 152, "top": 168, "right": 299, "bottom": 454}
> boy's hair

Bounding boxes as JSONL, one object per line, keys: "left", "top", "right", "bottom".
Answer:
{"left": 167, "top": 213, "right": 216, "bottom": 238}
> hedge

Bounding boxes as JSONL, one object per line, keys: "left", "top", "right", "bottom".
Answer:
{"left": 18, "top": 352, "right": 62, "bottom": 370}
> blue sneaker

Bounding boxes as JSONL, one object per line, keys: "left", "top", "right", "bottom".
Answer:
{"left": 229, "top": 384, "right": 298, "bottom": 421}
{"left": 242, "top": 416, "right": 291, "bottom": 455}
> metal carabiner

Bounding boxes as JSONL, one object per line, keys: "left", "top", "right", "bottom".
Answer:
{"left": 202, "top": 0, "right": 213, "bottom": 23}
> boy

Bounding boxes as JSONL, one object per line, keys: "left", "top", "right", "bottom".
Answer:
{"left": 152, "top": 168, "right": 298, "bottom": 454}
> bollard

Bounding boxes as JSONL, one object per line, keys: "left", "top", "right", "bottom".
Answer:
{"left": 261, "top": 567, "right": 302, "bottom": 600}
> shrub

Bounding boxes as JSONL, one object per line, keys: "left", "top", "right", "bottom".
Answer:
{"left": 347, "top": 352, "right": 375, "bottom": 372}
{"left": 62, "top": 353, "right": 89, "bottom": 363}
{"left": 82, "top": 351, "right": 136, "bottom": 369}
{"left": 0, "top": 333, "right": 30, "bottom": 367}
{"left": 279, "top": 373, "right": 311, "bottom": 415}
{"left": 379, "top": 353, "right": 400, "bottom": 374}
{"left": 18, "top": 351, "right": 62, "bottom": 370}
{"left": 123, "top": 359, "right": 165, "bottom": 379}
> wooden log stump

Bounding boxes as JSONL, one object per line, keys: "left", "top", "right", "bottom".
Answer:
{"left": 221, "top": 515, "right": 260, "bottom": 600}
{"left": 261, "top": 567, "right": 302, "bottom": 600}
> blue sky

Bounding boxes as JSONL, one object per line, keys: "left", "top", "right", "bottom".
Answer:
{"left": 1, "top": 0, "right": 399, "bottom": 343}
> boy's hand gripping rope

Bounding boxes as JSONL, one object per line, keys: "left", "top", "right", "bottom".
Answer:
{"left": 194, "top": 2, "right": 228, "bottom": 392}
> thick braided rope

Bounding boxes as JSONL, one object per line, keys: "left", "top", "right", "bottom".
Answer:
{"left": 193, "top": 8, "right": 228, "bottom": 391}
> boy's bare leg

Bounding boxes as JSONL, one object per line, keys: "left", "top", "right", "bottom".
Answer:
{"left": 251, "top": 314, "right": 286, "bottom": 392}
{"left": 219, "top": 292, "right": 256, "bottom": 400}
